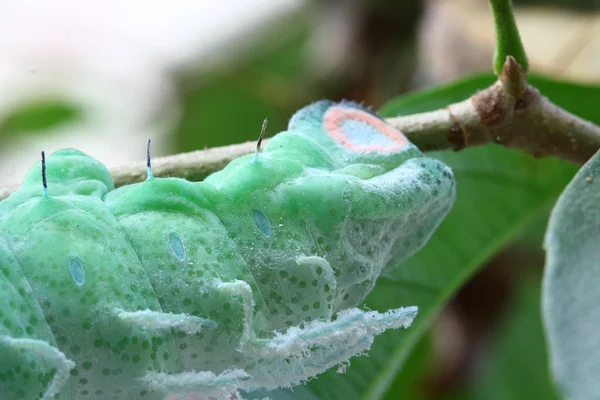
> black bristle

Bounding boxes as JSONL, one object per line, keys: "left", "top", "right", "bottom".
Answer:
{"left": 257, "top": 118, "right": 268, "bottom": 152}
{"left": 147, "top": 138, "right": 152, "bottom": 170}
{"left": 41, "top": 151, "right": 48, "bottom": 197}
{"left": 41, "top": 151, "right": 47, "bottom": 189}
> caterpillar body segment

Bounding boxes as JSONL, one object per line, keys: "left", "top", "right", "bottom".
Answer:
{"left": 104, "top": 177, "right": 268, "bottom": 373}
{"left": 0, "top": 336, "right": 75, "bottom": 400}
{"left": 0, "top": 235, "right": 74, "bottom": 400}
{"left": 0, "top": 160, "right": 180, "bottom": 399}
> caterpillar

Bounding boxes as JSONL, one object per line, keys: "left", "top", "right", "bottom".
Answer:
{"left": 0, "top": 100, "right": 455, "bottom": 400}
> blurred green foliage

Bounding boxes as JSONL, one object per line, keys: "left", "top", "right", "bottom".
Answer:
{"left": 466, "top": 278, "right": 559, "bottom": 400}
{"left": 0, "top": 101, "right": 80, "bottom": 137}
{"left": 172, "top": 28, "right": 316, "bottom": 151}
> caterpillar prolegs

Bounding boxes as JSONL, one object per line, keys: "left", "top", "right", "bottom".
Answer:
{"left": 0, "top": 101, "right": 455, "bottom": 400}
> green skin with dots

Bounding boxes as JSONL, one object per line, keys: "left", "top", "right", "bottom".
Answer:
{"left": 0, "top": 101, "right": 455, "bottom": 400}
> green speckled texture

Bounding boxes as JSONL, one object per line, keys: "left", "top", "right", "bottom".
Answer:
{"left": 0, "top": 101, "right": 455, "bottom": 400}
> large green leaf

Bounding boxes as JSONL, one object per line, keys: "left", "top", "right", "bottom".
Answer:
{"left": 543, "top": 146, "right": 600, "bottom": 400}
{"left": 258, "top": 73, "right": 600, "bottom": 400}
{"left": 468, "top": 278, "right": 559, "bottom": 400}
{"left": 426, "top": 275, "right": 558, "bottom": 400}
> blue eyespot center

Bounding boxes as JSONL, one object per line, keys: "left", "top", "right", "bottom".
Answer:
{"left": 169, "top": 233, "right": 186, "bottom": 261}
{"left": 341, "top": 119, "right": 399, "bottom": 148}
{"left": 68, "top": 257, "right": 85, "bottom": 287}
{"left": 253, "top": 210, "right": 272, "bottom": 238}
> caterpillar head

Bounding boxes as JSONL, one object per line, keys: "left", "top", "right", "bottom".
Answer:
{"left": 206, "top": 100, "right": 427, "bottom": 195}
{"left": 269, "top": 100, "right": 421, "bottom": 172}
{"left": 204, "top": 101, "right": 455, "bottom": 319}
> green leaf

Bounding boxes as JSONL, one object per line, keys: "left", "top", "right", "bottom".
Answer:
{"left": 0, "top": 101, "right": 81, "bottom": 137}
{"left": 427, "top": 275, "right": 558, "bottom": 400}
{"left": 468, "top": 278, "right": 559, "bottom": 400}
{"left": 543, "top": 147, "right": 600, "bottom": 400}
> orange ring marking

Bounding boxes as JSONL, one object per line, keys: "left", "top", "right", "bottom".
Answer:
{"left": 323, "top": 106, "right": 408, "bottom": 152}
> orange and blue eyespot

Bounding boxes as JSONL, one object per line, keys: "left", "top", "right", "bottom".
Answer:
{"left": 323, "top": 104, "right": 408, "bottom": 153}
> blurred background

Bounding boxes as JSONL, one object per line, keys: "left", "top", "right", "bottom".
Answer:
{"left": 1, "top": 0, "right": 599, "bottom": 398}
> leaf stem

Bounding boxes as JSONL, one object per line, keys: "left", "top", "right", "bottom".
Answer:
{"left": 489, "top": 0, "right": 528, "bottom": 75}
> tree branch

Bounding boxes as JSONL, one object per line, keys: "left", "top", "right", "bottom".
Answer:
{"left": 1, "top": 58, "right": 599, "bottom": 201}
{"left": 387, "top": 57, "right": 600, "bottom": 163}
{"left": 0, "top": 141, "right": 260, "bottom": 201}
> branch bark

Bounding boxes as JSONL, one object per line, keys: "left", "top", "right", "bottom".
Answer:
{"left": 387, "top": 57, "right": 600, "bottom": 164}
{"left": 0, "top": 140, "right": 260, "bottom": 201}
{"left": 1, "top": 57, "right": 599, "bottom": 201}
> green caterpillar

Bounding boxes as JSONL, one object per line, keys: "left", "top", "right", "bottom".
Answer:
{"left": 0, "top": 101, "right": 455, "bottom": 400}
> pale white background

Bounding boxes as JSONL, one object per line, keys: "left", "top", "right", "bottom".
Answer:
{"left": 0, "top": 0, "right": 304, "bottom": 185}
